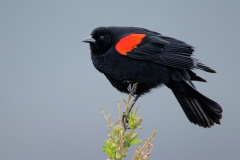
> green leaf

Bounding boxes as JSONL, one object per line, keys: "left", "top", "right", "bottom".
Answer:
{"left": 130, "top": 139, "right": 142, "bottom": 145}
{"left": 124, "top": 140, "right": 131, "bottom": 148}
{"left": 105, "top": 148, "right": 113, "bottom": 157}
{"left": 116, "top": 151, "right": 122, "bottom": 159}
{"left": 130, "top": 133, "right": 138, "bottom": 141}
{"left": 102, "top": 145, "right": 107, "bottom": 152}
{"left": 106, "top": 140, "right": 112, "bottom": 148}
{"left": 129, "top": 121, "right": 138, "bottom": 129}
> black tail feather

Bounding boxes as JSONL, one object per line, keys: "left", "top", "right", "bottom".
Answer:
{"left": 187, "top": 70, "right": 207, "bottom": 82}
{"left": 169, "top": 78, "right": 222, "bottom": 128}
{"left": 196, "top": 63, "right": 216, "bottom": 73}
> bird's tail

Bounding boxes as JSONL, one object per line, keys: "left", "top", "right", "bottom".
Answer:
{"left": 168, "top": 78, "right": 222, "bottom": 128}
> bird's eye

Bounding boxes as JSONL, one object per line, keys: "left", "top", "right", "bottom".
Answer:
{"left": 100, "top": 35, "right": 104, "bottom": 40}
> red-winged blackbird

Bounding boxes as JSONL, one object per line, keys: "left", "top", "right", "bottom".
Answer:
{"left": 83, "top": 26, "right": 222, "bottom": 128}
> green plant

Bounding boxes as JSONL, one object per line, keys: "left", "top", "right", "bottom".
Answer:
{"left": 100, "top": 94, "right": 157, "bottom": 160}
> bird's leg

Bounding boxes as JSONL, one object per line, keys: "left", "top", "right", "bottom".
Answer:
{"left": 122, "top": 94, "right": 141, "bottom": 130}
{"left": 125, "top": 81, "right": 139, "bottom": 114}
{"left": 122, "top": 82, "right": 140, "bottom": 130}
{"left": 127, "top": 94, "right": 140, "bottom": 115}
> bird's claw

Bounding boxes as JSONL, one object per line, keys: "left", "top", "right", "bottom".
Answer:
{"left": 125, "top": 81, "right": 138, "bottom": 95}
{"left": 122, "top": 112, "right": 130, "bottom": 130}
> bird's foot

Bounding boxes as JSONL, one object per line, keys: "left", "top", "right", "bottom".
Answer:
{"left": 125, "top": 81, "right": 138, "bottom": 95}
{"left": 122, "top": 112, "right": 130, "bottom": 130}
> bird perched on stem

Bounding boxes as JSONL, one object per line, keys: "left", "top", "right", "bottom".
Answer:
{"left": 83, "top": 26, "right": 222, "bottom": 128}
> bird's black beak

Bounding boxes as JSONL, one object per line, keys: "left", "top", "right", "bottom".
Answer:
{"left": 82, "top": 36, "right": 96, "bottom": 44}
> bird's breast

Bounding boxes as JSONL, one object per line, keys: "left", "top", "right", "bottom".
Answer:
{"left": 91, "top": 53, "right": 138, "bottom": 80}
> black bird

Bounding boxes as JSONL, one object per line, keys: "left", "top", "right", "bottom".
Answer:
{"left": 83, "top": 26, "right": 222, "bottom": 128}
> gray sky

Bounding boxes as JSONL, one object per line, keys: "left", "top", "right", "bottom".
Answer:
{"left": 1, "top": 0, "right": 240, "bottom": 160}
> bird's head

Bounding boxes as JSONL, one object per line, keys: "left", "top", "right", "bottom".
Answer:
{"left": 82, "top": 27, "right": 113, "bottom": 55}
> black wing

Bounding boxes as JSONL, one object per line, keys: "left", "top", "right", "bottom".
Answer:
{"left": 127, "top": 34, "right": 215, "bottom": 73}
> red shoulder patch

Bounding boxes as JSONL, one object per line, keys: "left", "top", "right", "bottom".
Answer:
{"left": 115, "top": 34, "right": 146, "bottom": 55}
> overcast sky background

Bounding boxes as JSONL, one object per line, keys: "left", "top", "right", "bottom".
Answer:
{"left": 1, "top": 0, "right": 240, "bottom": 160}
